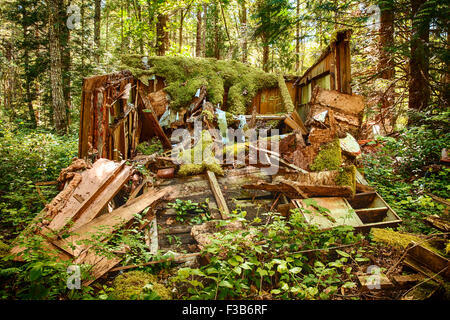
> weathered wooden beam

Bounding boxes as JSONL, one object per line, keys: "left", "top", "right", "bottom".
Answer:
{"left": 207, "top": 170, "right": 230, "bottom": 219}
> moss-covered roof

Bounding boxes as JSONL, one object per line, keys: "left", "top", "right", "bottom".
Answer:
{"left": 120, "top": 55, "right": 278, "bottom": 114}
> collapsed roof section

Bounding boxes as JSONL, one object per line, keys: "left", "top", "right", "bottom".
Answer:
{"left": 78, "top": 29, "right": 357, "bottom": 162}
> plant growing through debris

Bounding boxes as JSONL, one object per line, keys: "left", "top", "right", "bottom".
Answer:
{"left": 171, "top": 208, "right": 369, "bottom": 300}
{"left": 168, "top": 199, "right": 211, "bottom": 225}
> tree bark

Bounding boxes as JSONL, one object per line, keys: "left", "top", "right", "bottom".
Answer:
{"left": 156, "top": 14, "right": 169, "bottom": 56}
{"left": 408, "top": 0, "right": 430, "bottom": 113}
{"left": 378, "top": 3, "right": 395, "bottom": 79}
{"left": 262, "top": 41, "right": 269, "bottom": 72}
{"left": 295, "top": 0, "right": 300, "bottom": 71}
{"left": 94, "top": 0, "right": 101, "bottom": 63}
{"left": 202, "top": 4, "right": 207, "bottom": 56}
{"left": 60, "top": 0, "right": 71, "bottom": 122}
{"left": 179, "top": 9, "right": 184, "bottom": 53}
{"left": 195, "top": 7, "right": 202, "bottom": 57}
{"left": 240, "top": 0, "right": 247, "bottom": 63}
{"left": 213, "top": 6, "right": 220, "bottom": 59}
{"left": 48, "top": 0, "right": 67, "bottom": 134}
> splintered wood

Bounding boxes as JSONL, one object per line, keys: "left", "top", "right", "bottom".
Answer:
{"left": 9, "top": 158, "right": 172, "bottom": 286}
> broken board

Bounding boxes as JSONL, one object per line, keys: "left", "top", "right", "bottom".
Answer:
{"left": 293, "top": 197, "right": 363, "bottom": 229}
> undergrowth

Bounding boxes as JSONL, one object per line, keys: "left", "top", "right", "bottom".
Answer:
{"left": 362, "top": 119, "right": 450, "bottom": 234}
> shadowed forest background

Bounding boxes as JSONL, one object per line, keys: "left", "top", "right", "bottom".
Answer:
{"left": 0, "top": 0, "right": 448, "bottom": 300}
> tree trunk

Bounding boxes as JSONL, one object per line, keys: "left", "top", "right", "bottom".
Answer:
{"left": 147, "top": 0, "right": 155, "bottom": 53}
{"left": 60, "top": 0, "right": 71, "bottom": 122}
{"left": 156, "top": 14, "right": 169, "bottom": 56}
{"left": 262, "top": 41, "right": 269, "bottom": 72}
{"left": 179, "top": 9, "right": 184, "bottom": 53}
{"left": 195, "top": 7, "right": 202, "bottom": 57}
{"left": 408, "top": 0, "right": 430, "bottom": 113}
{"left": 240, "top": 0, "right": 247, "bottom": 63}
{"left": 48, "top": 0, "right": 67, "bottom": 134}
{"left": 202, "top": 4, "right": 207, "bottom": 56}
{"left": 378, "top": 3, "right": 395, "bottom": 79}
{"left": 81, "top": 0, "right": 85, "bottom": 74}
{"left": 22, "top": 23, "right": 37, "bottom": 128}
{"left": 94, "top": 0, "right": 101, "bottom": 63}
{"left": 213, "top": 6, "right": 220, "bottom": 59}
{"left": 295, "top": 0, "right": 300, "bottom": 71}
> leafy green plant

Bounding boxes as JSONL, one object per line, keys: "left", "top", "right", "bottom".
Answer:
{"left": 0, "top": 125, "right": 77, "bottom": 238}
{"left": 168, "top": 199, "right": 211, "bottom": 224}
{"left": 362, "top": 124, "right": 449, "bottom": 234}
{"left": 171, "top": 209, "right": 366, "bottom": 300}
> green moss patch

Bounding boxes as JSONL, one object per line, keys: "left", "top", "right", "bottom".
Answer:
{"left": 335, "top": 165, "right": 356, "bottom": 195}
{"left": 371, "top": 228, "right": 440, "bottom": 254}
{"left": 120, "top": 55, "right": 278, "bottom": 114}
{"left": 310, "top": 139, "right": 342, "bottom": 171}
{"left": 178, "top": 130, "right": 224, "bottom": 176}
{"left": 112, "top": 270, "right": 171, "bottom": 300}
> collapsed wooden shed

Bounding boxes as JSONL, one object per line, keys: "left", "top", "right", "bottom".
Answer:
{"left": 78, "top": 29, "right": 357, "bottom": 162}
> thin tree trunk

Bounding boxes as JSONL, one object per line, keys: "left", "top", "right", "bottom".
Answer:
{"left": 94, "top": 0, "right": 101, "bottom": 63}
{"left": 262, "top": 39, "right": 269, "bottom": 72}
{"left": 195, "top": 7, "right": 202, "bottom": 57}
{"left": 295, "top": 0, "right": 300, "bottom": 71}
{"left": 105, "top": 3, "right": 109, "bottom": 52}
{"left": 147, "top": 0, "right": 155, "bottom": 53}
{"left": 81, "top": 0, "right": 85, "bottom": 74}
{"left": 240, "top": 0, "right": 247, "bottom": 63}
{"left": 48, "top": 0, "right": 67, "bottom": 134}
{"left": 378, "top": 2, "right": 395, "bottom": 79}
{"left": 23, "top": 41, "right": 36, "bottom": 128}
{"left": 214, "top": 7, "right": 220, "bottom": 59}
{"left": 408, "top": 0, "right": 430, "bottom": 113}
{"left": 156, "top": 14, "right": 169, "bottom": 56}
{"left": 202, "top": 4, "right": 207, "bottom": 56}
{"left": 179, "top": 9, "right": 184, "bottom": 53}
{"left": 60, "top": 0, "right": 71, "bottom": 122}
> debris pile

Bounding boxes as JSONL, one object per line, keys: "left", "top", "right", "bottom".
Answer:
{"left": 21, "top": 32, "right": 450, "bottom": 296}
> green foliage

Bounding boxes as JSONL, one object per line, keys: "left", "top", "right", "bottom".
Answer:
{"left": 363, "top": 124, "right": 450, "bottom": 234}
{"left": 168, "top": 199, "right": 211, "bottom": 225}
{"left": 0, "top": 125, "right": 78, "bottom": 237}
{"left": 171, "top": 209, "right": 365, "bottom": 300}
{"left": 1, "top": 234, "right": 94, "bottom": 300}
{"left": 136, "top": 137, "right": 164, "bottom": 155}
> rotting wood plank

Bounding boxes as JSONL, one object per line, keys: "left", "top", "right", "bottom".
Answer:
{"left": 405, "top": 241, "right": 450, "bottom": 281}
{"left": 293, "top": 197, "right": 363, "bottom": 229}
{"left": 46, "top": 159, "right": 121, "bottom": 232}
{"left": 52, "top": 186, "right": 174, "bottom": 257}
{"left": 68, "top": 165, "right": 133, "bottom": 231}
{"left": 207, "top": 170, "right": 230, "bottom": 219}
{"left": 73, "top": 249, "right": 122, "bottom": 286}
